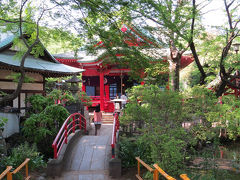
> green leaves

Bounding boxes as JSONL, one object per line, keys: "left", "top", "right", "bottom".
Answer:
{"left": 23, "top": 92, "right": 70, "bottom": 155}
{"left": 1, "top": 142, "right": 46, "bottom": 172}
{"left": 0, "top": 116, "right": 8, "bottom": 128}
{"left": 119, "top": 85, "right": 190, "bottom": 175}
{"left": 22, "top": 104, "right": 69, "bottom": 149}
{"left": 7, "top": 72, "right": 35, "bottom": 83}
{"left": 26, "top": 94, "right": 54, "bottom": 114}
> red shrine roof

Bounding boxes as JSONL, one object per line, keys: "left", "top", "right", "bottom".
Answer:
{"left": 56, "top": 53, "right": 193, "bottom": 70}
{"left": 180, "top": 56, "right": 194, "bottom": 69}
{"left": 55, "top": 24, "right": 194, "bottom": 69}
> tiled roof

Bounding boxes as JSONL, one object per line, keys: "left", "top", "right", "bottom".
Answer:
{"left": 0, "top": 51, "right": 84, "bottom": 76}
{"left": 0, "top": 34, "right": 15, "bottom": 50}
{"left": 55, "top": 49, "right": 107, "bottom": 63}
{"left": 0, "top": 32, "right": 84, "bottom": 76}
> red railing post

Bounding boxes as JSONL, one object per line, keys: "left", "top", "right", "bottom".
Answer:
{"left": 111, "top": 144, "right": 115, "bottom": 158}
{"left": 52, "top": 144, "right": 57, "bottom": 159}
{"left": 111, "top": 112, "right": 120, "bottom": 159}
{"left": 72, "top": 116, "right": 75, "bottom": 133}
{"left": 64, "top": 123, "right": 68, "bottom": 144}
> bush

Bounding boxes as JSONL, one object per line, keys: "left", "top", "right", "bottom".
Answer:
{"left": 119, "top": 85, "right": 220, "bottom": 176}
{"left": 26, "top": 94, "right": 54, "bottom": 114}
{"left": 119, "top": 136, "right": 152, "bottom": 168}
{"left": 1, "top": 142, "right": 45, "bottom": 171}
{"left": 22, "top": 104, "right": 70, "bottom": 156}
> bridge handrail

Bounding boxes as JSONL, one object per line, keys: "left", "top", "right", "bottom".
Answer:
{"left": 52, "top": 112, "right": 86, "bottom": 159}
{"left": 180, "top": 174, "right": 191, "bottom": 180}
{"left": 136, "top": 157, "right": 158, "bottom": 180}
{"left": 136, "top": 157, "right": 191, "bottom": 180}
{"left": 111, "top": 112, "right": 120, "bottom": 158}
{"left": 153, "top": 164, "right": 176, "bottom": 180}
{"left": 0, "top": 158, "right": 30, "bottom": 180}
{"left": 0, "top": 166, "right": 12, "bottom": 179}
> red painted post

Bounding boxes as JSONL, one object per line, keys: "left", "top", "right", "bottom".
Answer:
{"left": 52, "top": 144, "right": 57, "bottom": 159}
{"left": 100, "top": 71, "right": 104, "bottom": 111}
{"left": 111, "top": 144, "right": 115, "bottom": 158}
{"left": 82, "top": 84, "right": 86, "bottom": 92}
{"left": 105, "top": 84, "right": 110, "bottom": 100}
{"left": 72, "top": 116, "right": 75, "bottom": 133}
{"left": 64, "top": 123, "right": 68, "bottom": 144}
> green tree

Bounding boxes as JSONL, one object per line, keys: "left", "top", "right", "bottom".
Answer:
{"left": 120, "top": 85, "right": 190, "bottom": 175}
{"left": 0, "top": 0, "right": 43, "bottom": 105}
{"left": 108, "top": 0, "right": 208, "bottom": 90}
{"left": 0, "top": 0, "right": 84, "bottom": 106}
{"left": 23, "top": 103, "right": 70, "bottom": 156}
{"left": 119, "top": 84, "right": 223, "bottom": 175}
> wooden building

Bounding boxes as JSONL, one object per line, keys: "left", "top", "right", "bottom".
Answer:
{"left": 56, "top": 25, "right": 194, "bottom": 112}
{"left": 0, "top": 34, "right": 84, "bottom": 115}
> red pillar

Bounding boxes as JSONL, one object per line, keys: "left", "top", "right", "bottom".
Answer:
{"left": 82, "top": 84, "right": 86, "bottom": 92}
{"left": 100, "top": 71, "right": 104, "bottom": 111}
{"left": 105, "top": 84, "right": 110, "bottom": 100}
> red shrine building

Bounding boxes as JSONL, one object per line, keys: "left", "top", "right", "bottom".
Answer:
{"left": 55, "top": 25, "right": 194, "bottom": 112}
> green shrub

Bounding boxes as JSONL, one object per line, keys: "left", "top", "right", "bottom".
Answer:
{"left": 2, "top": 142, "right": 46, "bottom": 171}
{"left": 22, "top": 104, "right": 70, "bottom": 156}
{"left": 26, "top": 94, "right": 54, "bottom": 114}
{"left": 119, "top": 85, "right": 220, "bottom": 176}
{"left": 118, "top": 136, "right": 152, "bottom": 168}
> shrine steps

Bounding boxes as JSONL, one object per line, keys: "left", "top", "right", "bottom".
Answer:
{"left": 89, "top": 112, "right": 114, "bottom": 124}
{"left": 102, "top": 113, "right": 114, "bottom": 124}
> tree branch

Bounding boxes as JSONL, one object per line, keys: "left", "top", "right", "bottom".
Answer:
{"left": 188, "top": 0, "right": 206, "bottom": 85}
{"left": 0, "top": 0, "right": 41, "bottom": 105}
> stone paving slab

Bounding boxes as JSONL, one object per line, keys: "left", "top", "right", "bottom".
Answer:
{"left": 55, "top": 170, "right": 112, "bottom": 180}
{"left": 55, "top": 124, "right": 114, "bottom": 180}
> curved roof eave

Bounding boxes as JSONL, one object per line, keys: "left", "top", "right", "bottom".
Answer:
{"left": 0, "top": 52, "right": 84, "bottom": 77}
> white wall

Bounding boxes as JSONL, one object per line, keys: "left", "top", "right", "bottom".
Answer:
{"left": 0, "top": 112, "right": 20, "bottom": 138}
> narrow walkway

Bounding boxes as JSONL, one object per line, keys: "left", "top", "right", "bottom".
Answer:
{"left": 55, "top": 124, "right": 113, "bottom": 180}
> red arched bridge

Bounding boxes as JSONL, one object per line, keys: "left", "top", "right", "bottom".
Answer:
{"left": 1, "top": 112, "right": 190, "bottom": 180}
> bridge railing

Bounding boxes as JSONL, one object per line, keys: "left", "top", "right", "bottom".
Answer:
{"left": 0, "top": 166, "right": 12, "bottom": 180}
{"left": 136, "top": 157, "right": 158, "bottom": 180}
{"left": 52, "top": 112, "right": 86, "bottom": 159}
{"left": 0, "top": 158, "right": 30, "bottom": 180}
{"left": 136, "top": 157, "right": 191, "bottom": 180}
{"left": 111, "top": 112, "right": 120, "bottom": 158}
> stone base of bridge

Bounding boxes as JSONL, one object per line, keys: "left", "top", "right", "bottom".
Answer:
{"left": 46, "top": 130, "right": 85, "bottom": 177}
{"left": 109, "top": 158, "right": 122, "bottom": 178}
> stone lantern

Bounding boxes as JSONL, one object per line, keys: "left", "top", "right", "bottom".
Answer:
{"left": 65, "top": 74, "right": 84, "bottom": 116}
{"left": 233, "top": 43, "right": 240, "bottom": 54}
{"left": 66, "top": 74, "right": 81, "bottom": 95}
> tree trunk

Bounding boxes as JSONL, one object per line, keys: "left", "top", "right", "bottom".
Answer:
{"left": 189, "top": 42, "right": 206, "bottom": 85}
{"left": 169, "top": 51, "right": 181, "bottom": 91}
{"left": 216, "top": 81, "right": 227, "bottom": 97}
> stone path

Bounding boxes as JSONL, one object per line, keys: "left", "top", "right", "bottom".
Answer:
{"left": 54, "top": 124, "right": 114, "bottom": 180}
